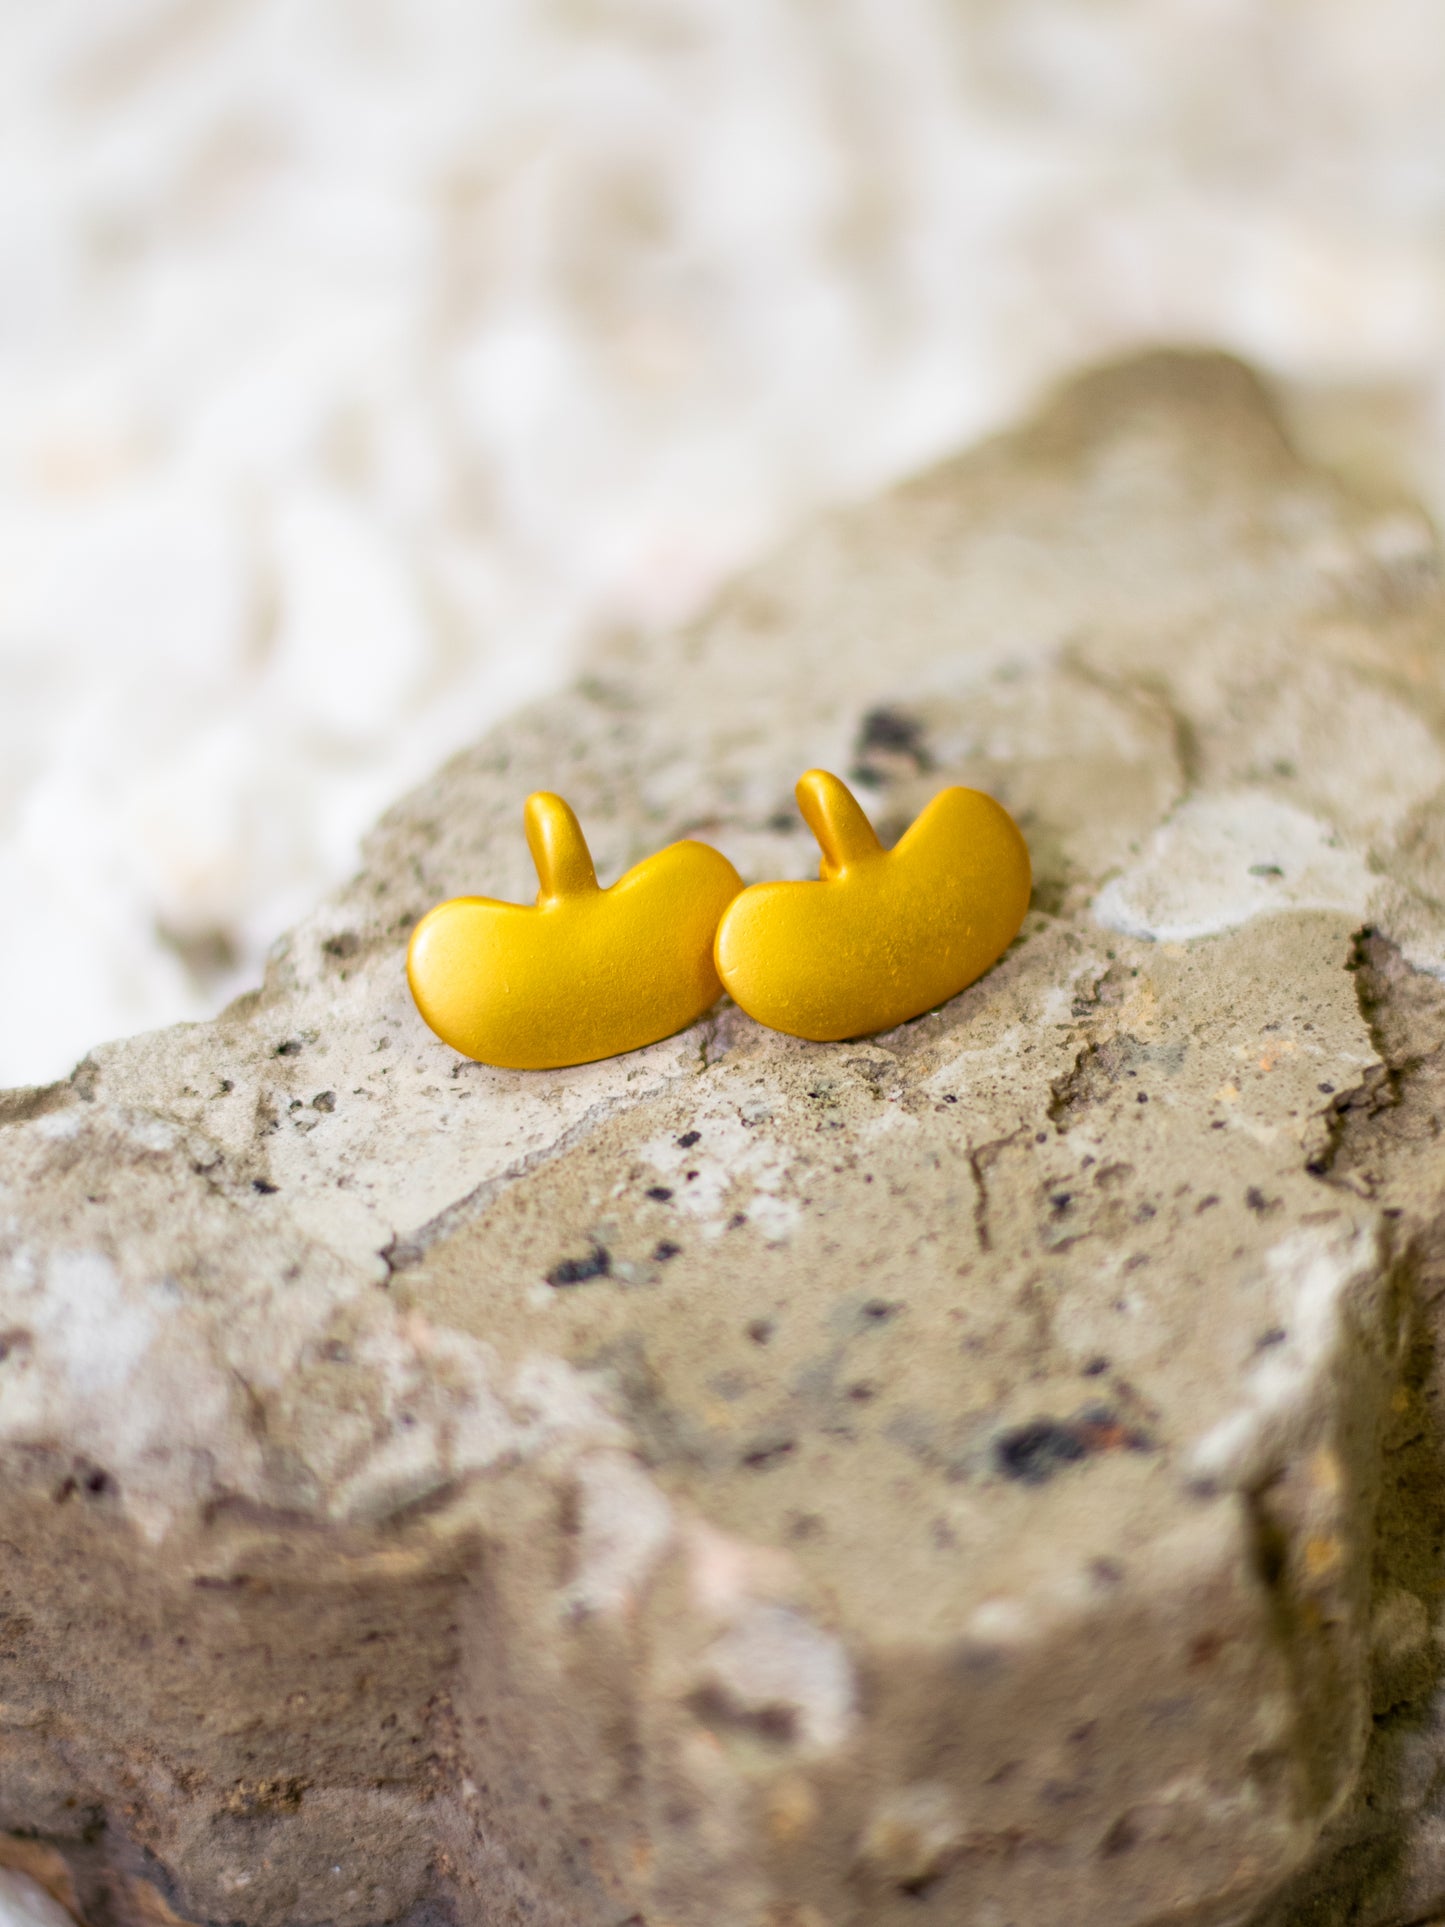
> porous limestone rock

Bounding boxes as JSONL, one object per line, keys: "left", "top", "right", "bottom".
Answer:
{"left": 4, "top": 353, "right": 1445, "bottom": 1927}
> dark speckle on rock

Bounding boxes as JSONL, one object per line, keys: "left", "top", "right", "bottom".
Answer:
{"left": 850, "top": 705, "right": 932, "bottom": 787}
{"left": 652, "top": 1240, "right": 682, "bottom": 1264}
{"left": 1101, "top": 1814, "right": 1140, "bottom": 1856}
{"left": 677, "top": 1130, "right": 701, "bottom": 1149}
{"left": 994, "top": 1407, "right": 1152, "bottom": 1484}
{"left": 859, "top": 707, "right": 922, "bottom": 754}
{"left": 547, "top": 1245, "right": 612, "bottom": 1288}
{"left": 996, "top": 1419, "right": 1087, "bottom": 1484}
{"left": 646, "top": 1185, "right": 673, "bottom": 1202}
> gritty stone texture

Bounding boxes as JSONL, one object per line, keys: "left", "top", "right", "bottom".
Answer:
{"left": 3, "top": 352, "right": 1445, "bottom": 1926}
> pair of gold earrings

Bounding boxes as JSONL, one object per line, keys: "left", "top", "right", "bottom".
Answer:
{"left": 407, "top": 769, "right": 1031, "bottom": 1070}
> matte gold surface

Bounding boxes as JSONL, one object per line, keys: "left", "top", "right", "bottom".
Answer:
{"left": 407, "top": 793, "right": 743, "bottom": 1069}
{"left": 714, "top": 769, "right": 1031, "bottom": 1041}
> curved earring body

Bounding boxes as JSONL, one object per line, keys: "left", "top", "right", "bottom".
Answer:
{"left": 408, "top": 794, "right": 743, "bottom": 1069}
{"left": 714, "top": 770, "right": 1030, "bottom": 1042}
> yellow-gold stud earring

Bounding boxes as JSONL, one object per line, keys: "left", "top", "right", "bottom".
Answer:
{"left": 407, "top": 793, "right": 743, "bottom": 1070}
{"left": 714, "top": 769, "right": 1031, "bottom": 1042}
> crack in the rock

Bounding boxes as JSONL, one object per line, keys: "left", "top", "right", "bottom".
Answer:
{"left": 967, "top": 1145, "right": 994, "bottom": 1253}
{"left": 380, "top": 1091, "right": 644, "bottom": 1275}
{"left": 1307, "top": 929, "right": 1445, "bottom": 1198}
{"left": 1305, "top": 927, "right": 1403, "bottom": 1192}
{"left": 1148, "top": 678, "right": 1205, "bottom": 796}
{"left": 966, "top": 1128, "right": 1029, "bottom": 1254}
{"left": 1256, "top": 929, "right": 1445, "bottom": 1927}
{"left": 1305, "top": 1062, "right": 1398, "bottom": 1192}
{"left": 1059, "top": 646, "right": 1203, "bottom": 797}
{"left": 380, "top": 1064, "right": 708, "bottom": 1276}
{"left": 1047, "top": 1031, "right": 1180, "bottom": 1132}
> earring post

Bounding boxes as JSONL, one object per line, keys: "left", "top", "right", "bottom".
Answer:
{"left": 795, "top": 768, "right": 883, "bottom": 878}
{"left": 524, "top": 792, "right": 600, "bottom": 902}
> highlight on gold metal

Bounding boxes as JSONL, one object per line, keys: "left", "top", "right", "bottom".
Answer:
{"left": 713, "top": 768, "right": 1031, "bottom": 1042}
{"left": 407, "top": 792, "right": 744, "bottom": 1070}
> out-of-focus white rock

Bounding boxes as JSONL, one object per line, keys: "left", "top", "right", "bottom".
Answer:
{"left": 0, "top": 1871, "right": 74, "bottom": 1927}
{"left": 2, "top": 0, "right": 1445, "bottom": 1086}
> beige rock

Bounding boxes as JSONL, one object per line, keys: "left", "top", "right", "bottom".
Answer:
{"left": 859, "top": 1782, "right": 966, "bottom": 1889}
{"left": 3, "top": 353, "right": 1445, "bottom": 1926}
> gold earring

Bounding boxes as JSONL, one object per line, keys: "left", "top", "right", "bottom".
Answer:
{"left": 714, "top": 769, "right": 1030, "bottom": 1042}
{"left": 408, "top": 792, "right": 743, "bottom": 1069}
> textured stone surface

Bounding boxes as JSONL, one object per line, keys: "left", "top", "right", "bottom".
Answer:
{"left": 4, "top": 352, "right": 1445, "bottom": 1925}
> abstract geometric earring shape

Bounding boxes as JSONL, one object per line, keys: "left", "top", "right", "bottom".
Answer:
{"left": 714, "top": 768, "right": 1030, "bottom": 1042}
{"left": 407, "top": 792, "right": 744, "bottom": 1069}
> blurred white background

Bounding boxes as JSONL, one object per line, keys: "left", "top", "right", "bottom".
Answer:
{"left": 1, "top": 0, "right": 1443, "bottom": 1090}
